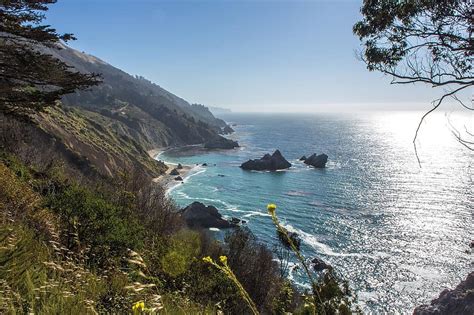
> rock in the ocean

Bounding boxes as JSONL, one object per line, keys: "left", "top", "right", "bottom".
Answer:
{"left": 180, "top": 202, "right": 237, "bottom": 229}
{"left": 413, "top": 271, "right": 474, "bottom": 315}
{"left": 277, "top": 228, "right": 301, "bottom": 250}
{"left": 311, "top": 257, "right": 332, "bottom": 271}
{"left": 174, "top": 176, "right": 183, "bottom": 181}
{"left": 230, "top": 217, "right": 245, "bottom": 225}
{"left": 240, "top": 150, "right": 292, "bottom": 171}
{"left": 202, "top": 163, "right": 208, "bottom": 166}
{"left": 304, "top": 153, "right": 328, "bottom": 168}
{"left": 204, "top": 136, "right": 239, "bottom": 149}
{"left": 177, "top": 163, "right": 183, "bottom": 169}
{"left": 170, "top": 168, "right": 180, "bottom": 175}
{"left": 299, "top": 155, "right": 307, "bottom": 161}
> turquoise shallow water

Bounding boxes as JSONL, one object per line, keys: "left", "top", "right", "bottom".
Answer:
{"left": 158, "top": 111, "right": 473, "bottom": 313}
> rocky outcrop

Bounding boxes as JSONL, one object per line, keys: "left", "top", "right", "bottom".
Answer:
{"left": 170, "top": 168, "right": 180, "bottom": 175}
{"left": 277, "top": 228, "right": 301, "bottom": 250}
{"left": 174, "top": 176, "right": 183, "bottom": 181}
{"left": 299, "top": 156, "right": 307, "bottom": 161}
{"left": 230, "top": 217, "right": 246, "bottom": 225}
{"left": 311, "top": 257, "right": 332, "bottom": 271}
{"left": 180, "top": 202, "right": 237, "bottom": 229}
{"left": 177, "top": 163, "right": 183, "bottom": 169}
{"left": 413, "top": 272, "right": 474, "bottom": 315}
{"left": 304, "top": 153, "right": 328, "bottom": 168}
{"left": 204, "top": 136, "right": 239, "bottom": 149}
{"left": 240, "top": 150, "right": 292, "bottom": 171}
{"left": 222, "top": 125, "right": 234, "bottom": 134}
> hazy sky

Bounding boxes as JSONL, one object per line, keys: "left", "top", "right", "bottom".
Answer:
{"left": 45, "top": 0, "right": 451, "bottom": 112}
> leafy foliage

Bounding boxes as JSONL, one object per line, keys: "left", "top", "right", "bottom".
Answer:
{"left": 46, "top": 183, "right": 145, "bottom": 263}
{"left": 353, "top": 0, "right": 473, "bottom": 154}
{"left": 354, "top": 0, "right": 472, "bottom": 88}
{"left": 0, "top": 0, "right": 100, "bottom": 116}
{"left": 0, "top": 156, "right": 304, "bottom": 313}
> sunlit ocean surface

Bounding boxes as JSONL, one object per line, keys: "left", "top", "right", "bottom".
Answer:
{"left": 158, "top": 111, "right": 473, "bottom": 313}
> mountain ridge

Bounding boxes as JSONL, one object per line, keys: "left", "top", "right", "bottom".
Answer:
{"left": 44, "top": 43, "right": 231, "bottom": 145}
{"left": 4, "top": 43, "right": 236, "bottom": 179}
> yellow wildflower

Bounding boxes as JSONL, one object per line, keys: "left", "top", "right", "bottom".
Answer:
{"left": 267, "top": 203, "right": 277, "bottom": 215}
{"left": 132, "top": 300, "right": 145, "bottom": 311}
{"left": 219, "top": 255, "right": 228, "bottom": 264}
{"left": 202, "top": 256, "right": 213, "bottom": 264}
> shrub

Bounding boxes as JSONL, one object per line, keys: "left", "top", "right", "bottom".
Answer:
{"left": 161, "top": 230, "right": 201, "bottom": 277}
{"left": 224, "top": 227, "right": 291, "bottom": 314}
{"left": 46, "top": 184, "right": 144, "bottom": 265}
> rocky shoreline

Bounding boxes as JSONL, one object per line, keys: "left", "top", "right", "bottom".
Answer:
{"left": 148, "top": 148, "right": 196, "bottom": 191}
{"left": 148, "top": 146, "right": 473, "bottom": 314}
{"left": 148, "top": 146, "right": 245, "bottom": 229}
{"left": 414, "top": 272, "right": 474, "bottom": 314}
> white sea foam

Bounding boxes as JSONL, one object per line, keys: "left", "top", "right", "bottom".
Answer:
{"left": 282, "top": 223, "right": 364, "bottom": 258}
{"left": 165, "top": 167, "right": 206, "bottom": 196}
{"left": 171, "top": 188, "right": 269, "bottom": 221}
{"left": 241, "top": 211, "right": 271, "bottom": 218}
{"left": 287, "top": 262, "right": 311, "bottom": 289}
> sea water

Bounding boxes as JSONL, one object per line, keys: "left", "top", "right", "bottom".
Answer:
{"left": 157, "top": 111, "right": 473, "bottom": 313}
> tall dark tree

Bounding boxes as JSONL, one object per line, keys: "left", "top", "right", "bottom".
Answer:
{"left": 353, "top": 0, "right": 473, "bottom": 155}
{"left": 0, "top": 0, "right": 100, "bottom": 116}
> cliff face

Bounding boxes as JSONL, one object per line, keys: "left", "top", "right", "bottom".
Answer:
{"left": 0, "top": 107, "right": 167, "bottom": 180}
{"left": 35, "top": 107, "right": 168, "bottom": 178}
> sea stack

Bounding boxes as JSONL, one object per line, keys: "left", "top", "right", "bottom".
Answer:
{"left": 180, "top": 202, "right": 237, "bottom": 229}
{"left": 240, "top": 150, "right": 292, "bottom": 171}
{"left": 304, "top": 153, "right": 328, "bottom": 168}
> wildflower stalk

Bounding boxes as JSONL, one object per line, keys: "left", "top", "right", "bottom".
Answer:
{"left": 203, "top": 256, "right": 259, "bottom": 315}
{"left": 267, "top": 204, "right": 325, "bottom": 315}
{"left": 125, "top": 249, "right": 164, "bottom": 313}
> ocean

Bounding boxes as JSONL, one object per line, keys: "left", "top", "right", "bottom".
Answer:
{"left": 156, "top": 111, "right": 473, "bottom": 313}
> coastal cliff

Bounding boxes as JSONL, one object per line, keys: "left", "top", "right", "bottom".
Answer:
{"left": 1, "top": 44, "right": 233, "bottom": 179}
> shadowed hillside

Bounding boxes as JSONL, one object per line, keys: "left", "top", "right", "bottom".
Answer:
{"left": 49, "top": 43, "right": 230, "bottom": 146}
{"left": 1, "top": 42, "right": 235, "bottom": 179}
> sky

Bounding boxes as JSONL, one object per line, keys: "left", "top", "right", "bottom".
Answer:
{"left": 45, "top": 0, "right": 452, "bottom": 112}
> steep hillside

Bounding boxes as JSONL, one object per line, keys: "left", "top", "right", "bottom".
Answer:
{"left": 0, "top": 107, "right": 167, "bottom": 180}
{"left": 0, "top": 43, "right": 237, "bottom": 180}
{"left": 0, "top": 156, "right": 296, "bottom": 314}
{"left": 42, "top": 44, "right": 230, "bottom": 147}
{"left": 36, "top": 106, "right": 168, "bottom": 177}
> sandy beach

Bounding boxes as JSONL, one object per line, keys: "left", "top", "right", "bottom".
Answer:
{"left": 147, "top": 148, "right": 196, "bottom": 191}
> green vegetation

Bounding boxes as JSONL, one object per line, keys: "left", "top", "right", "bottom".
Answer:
{"left": 38, "top": 106, "right": 167, "bottom": 177}
{"left": 268, "top": 204, "right": 357, "bottom": 315}
{"left": 0, "top": 1, "right": 367, "bottom": 313}
{"left": 0, "top": 151, "right": 359, "bottom": 314}
{"left": 0, "top": 154, "right": 300, "bottom": 313}
{"left": 0, "top": 0, "right": 100, "bottom": 116}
